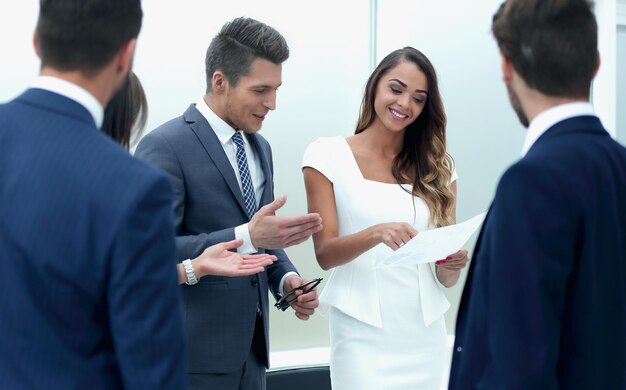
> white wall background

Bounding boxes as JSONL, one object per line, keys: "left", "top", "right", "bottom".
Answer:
{"left": 0, "top": 0, "right": 621, "bottom": 353}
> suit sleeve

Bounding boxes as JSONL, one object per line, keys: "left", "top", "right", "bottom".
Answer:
{"left": 480, "top": 162, "right": 578, "bottom": 388}
{"left": 261, "top": 143, "right": 299, "bottom": 299}
{"left": 266, "top": 248, "right": 297, "bottom": 299}
{"left": 135, "top": 131, "right": 236, "bottom": 260}
{"left": 107, "top": 174, "right": 186, "bottom": 389}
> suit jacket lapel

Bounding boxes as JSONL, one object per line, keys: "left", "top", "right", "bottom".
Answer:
{"left": 184, "top": 105, "right": 248, "bottom": 215}
{"left": 248, "top": 133, "right": 273, "bottom": 206}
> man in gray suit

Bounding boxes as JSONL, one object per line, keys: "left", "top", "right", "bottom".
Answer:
{"left": 135, "top": 17, "right": 322, "bottom": 389}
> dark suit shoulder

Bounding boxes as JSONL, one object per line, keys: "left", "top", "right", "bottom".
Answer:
{"left": 137, "top": 111, "right": 200, "bottom": 156}
{"left": 146, "top": 104, "right": 207, "bottom": 140}
{"left": 4, "top": 96, "right": 171, "bottom": 230}
{"left": 146, "top": 114, "right": 187, "bottom": 138}
{"left": 497, "top": 158, "right": 561, "bottom": 195}
{"left": 527, "top": 118, "right": 623, "bottom": 167}
{"left": 493, "top": 158, "right": 584, "bottom": 228}
{"left": 521, "top": 125, "right": 626, "bottom": 205}
{"left": 102, "top": 139, "right": 172, "bottom": 198}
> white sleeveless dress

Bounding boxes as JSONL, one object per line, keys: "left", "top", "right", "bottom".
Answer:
{"left": 302, "top": 136, "right": 457, "bottom": 390}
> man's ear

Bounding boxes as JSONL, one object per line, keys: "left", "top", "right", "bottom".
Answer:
{"left": 500, "top": 51, "right": 514, "bottom": 84}
{"left": 33, "top": 33, "right": 41, "bottom": 59}
{"left": 115, "top": 39, "right": 137, "bottom": 76}
{"left": 212, "top": 71, "right": 228, "bottom": 94}
{"left": 593, "top": 51, "right": 601, "bottom": 79}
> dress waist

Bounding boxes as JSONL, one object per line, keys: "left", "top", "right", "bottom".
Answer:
{"left": 319, "top": 247, "right": 450, "bottom": 328}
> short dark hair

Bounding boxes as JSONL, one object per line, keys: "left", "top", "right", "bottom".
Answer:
{"left": 492, "top": 0, "right": 597, "bottom": 98}
{"left": 36, "top": 0, "right": 143, "bottom": 74}
{"left": 101, "top": 72, "right": 147, "bottom": 150}
{"left": 205, "top": 17, "right": 289, "bottom": 93}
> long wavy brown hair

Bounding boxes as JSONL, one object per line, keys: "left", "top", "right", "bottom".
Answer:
{"left": 355, "top": 47, "right": 455, "bottom": 227}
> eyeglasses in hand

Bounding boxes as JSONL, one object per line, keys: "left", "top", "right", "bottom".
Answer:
{"left": 274, "top": 278, "right": 322, "bottom": 311}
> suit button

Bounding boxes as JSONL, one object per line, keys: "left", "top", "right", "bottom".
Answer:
{"left": 251, "top": 279, "right": 258, "bottom": 287}
{"left": 456, "top": 347, "right": 463, "bottom": 352}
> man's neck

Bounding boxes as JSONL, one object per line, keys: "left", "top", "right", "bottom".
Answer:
{"left": 522, "top": 89, "right": 589, "bottom": 124}
{"left": 202, "top": 94, "right": 222, "bottom": 117}
{"left": 40, "top": 67, "right": 111, "bottom": 107}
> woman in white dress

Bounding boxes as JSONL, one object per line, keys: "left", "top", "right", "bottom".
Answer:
{"left": 302, "top": 47, "right": 469, "bottom": 389}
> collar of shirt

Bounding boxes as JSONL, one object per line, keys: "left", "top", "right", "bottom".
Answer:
{"left": 195, "top": 96, "right": 249, "bottom": 148}
{"left": 30, "top": 75, "right": 104, "bottom": 128}
{"left": 194, "top": 95, "right": 264, "bottom": 205}
{"left": 521, "top": 101, "right": 596, "bottom": 157}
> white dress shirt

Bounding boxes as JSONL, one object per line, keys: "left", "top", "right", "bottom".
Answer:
{"left": 31, "top": 76, "right": 104, "bottom": 128}
{"left": 521, "top": 102, "right": 596, "bottom": 157}
{"left": 195, "top": 98, "right": 296, "bottom": 294}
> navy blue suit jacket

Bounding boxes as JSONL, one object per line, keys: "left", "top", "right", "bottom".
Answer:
{"left": 0, "top": 89, "right": 186, "bottom": 389}
{"left": 449, "top": 116, "right": 626, "bottom": 389}
{"left": 135, "top": 104, "right": 297, "bottom": 374}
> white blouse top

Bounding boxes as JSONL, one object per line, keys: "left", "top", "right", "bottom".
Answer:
{"left": 302, "top": 136, "right": 457, "bottom": 328}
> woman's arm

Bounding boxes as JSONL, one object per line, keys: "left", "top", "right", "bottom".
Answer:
{"left": 435, "top": 181, "right": 469, "bottom": 287}
{"left": 176, "top": 240, "right": 276, "bottom": 284}
{"left": 304, "top": 167, "right": 416, "bottom": 270}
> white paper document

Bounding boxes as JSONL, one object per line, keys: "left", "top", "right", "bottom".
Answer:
{"left": 383, "top": 212, "right": 487, "bottom": 266}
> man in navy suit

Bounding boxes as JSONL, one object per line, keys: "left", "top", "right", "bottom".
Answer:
{"left": 135, "top": 17, "right": 322, "bottom": 390}
{"left": 0, "top": 1, "right": 188, "bottom": 388}
{"left": 449, "top": 0, "right": 626, "bottom": 388}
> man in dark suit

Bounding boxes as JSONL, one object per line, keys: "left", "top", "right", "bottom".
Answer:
{"left": 449, "top": 0, "right": 626, "bottom": 389}
{"left": 0, "top": 1, "right": 188, "bottom": 388}
{"left": 135, "top": 17, "right": 322, "bottom": 390}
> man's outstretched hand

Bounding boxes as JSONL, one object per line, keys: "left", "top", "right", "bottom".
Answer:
{"left": 249, "top": 196, "right": 322, "bottom": 249}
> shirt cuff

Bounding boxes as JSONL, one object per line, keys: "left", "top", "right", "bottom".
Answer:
{"left": 279, "top": 272, "right": 300, "bottom": 296}
{"left": 234, "top": 223, "right": 258, "bottom": 254}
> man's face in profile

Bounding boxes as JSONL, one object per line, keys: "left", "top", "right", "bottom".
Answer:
{"left": 221, "top": 58, "right": 282, "bottom": 133}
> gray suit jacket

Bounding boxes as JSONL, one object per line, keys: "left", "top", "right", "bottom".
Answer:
{"left": 135, "top": 104, "right": 297, "bottom": 374}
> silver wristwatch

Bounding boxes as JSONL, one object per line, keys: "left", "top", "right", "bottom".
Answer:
{"left": 182, "top": 259, "right": 198, "bottom": 285}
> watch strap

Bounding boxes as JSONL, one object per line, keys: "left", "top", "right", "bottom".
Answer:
{"left": 182, "top": 259, "right": 198, "bottom": 285}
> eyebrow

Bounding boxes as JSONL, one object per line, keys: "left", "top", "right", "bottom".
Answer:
{"left": 389, "top": 78, "right": 428, "bottom": 94}
{"left": 251, "top": 83, "right": 282, "bottom": 89}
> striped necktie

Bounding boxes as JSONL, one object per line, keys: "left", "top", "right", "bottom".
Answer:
{"left": 231, "top": 132, "right": 257, "bottom": 219}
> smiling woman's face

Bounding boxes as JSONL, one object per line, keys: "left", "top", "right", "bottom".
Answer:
{"left": 372, "top": 60, "right": 429, "bottom": 133}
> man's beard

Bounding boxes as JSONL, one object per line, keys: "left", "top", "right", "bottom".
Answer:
{"left": 506, "top": 84, "right": 529, "bottom": 128}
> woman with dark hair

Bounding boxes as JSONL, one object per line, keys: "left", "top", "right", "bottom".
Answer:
{"left": 302, "top": 47, "right": 468, "bottom": 388}
{"left": 101, "top": 71, "right": 147, "bottom": 149}
{"left": 102, "top": 72, "right": 276, "bottom": 283}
